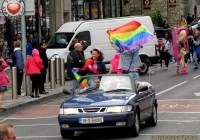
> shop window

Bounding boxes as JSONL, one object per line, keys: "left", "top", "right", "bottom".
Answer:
{"left": 75, "top": 31, "right": 91, "bottom": 46}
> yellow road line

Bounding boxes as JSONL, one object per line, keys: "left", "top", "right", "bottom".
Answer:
{"left": 0, "top": 118, "right": 7, "bottom": 123}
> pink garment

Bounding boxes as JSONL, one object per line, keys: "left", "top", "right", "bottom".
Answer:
{"left": 25, "top": 52, "right": 44, "bottom": 75}
{"left": 110, "top": 53, "right": 124, "bottom": 74}
{"left": 0, "top": 60, "right": 10, "bottom": 86}
{"left": 88, "top": 61, "right": 102, "bottom": 74}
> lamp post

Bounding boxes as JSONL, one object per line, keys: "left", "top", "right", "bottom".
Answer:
{"left": 167, "top": 0, "right": 169, "bottom": 23}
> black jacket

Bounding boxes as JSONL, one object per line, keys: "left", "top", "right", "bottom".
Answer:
{"left": 67, "top": 50, "right": 86, "bottom": 79}
{"left": 87, "top": 61, "right": 106, "bottom": 75}
{"left": 28, "top": 39, "right": 38, "bottom": 49}
{"left": 39, "top": 48, "right": 48, "bottom": 69}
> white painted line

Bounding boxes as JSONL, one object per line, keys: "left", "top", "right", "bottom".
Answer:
{"left": 157, "top": 120, "right": 200, "bottom": 122}
{"left": 158, "top": 99, "right": 200, "bottom": 101}
{"left": 14, "top": 124, "right": 58, "bottom": 127}
{"left": 156, "top": 81, "right": 188, "bottom": 96}
{"left": 193, "top": 75, "right": 200, "bottom": 79}
{"left": 194, "top": 93, "right": 200, "bottom": 96}
{"left": 17, "top": 136, "right": 61, "bottom": 139}
{"left": 158, "top": 112, "right": 200, "bottom": 113}
{"left": 6, "top": 116, "right": 57, "bottom": 120}
{"left": 139, "top": 134, "right": 200, "bottom": 136}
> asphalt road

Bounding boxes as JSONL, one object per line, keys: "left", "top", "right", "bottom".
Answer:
{"left": 1, "top": 62, "right": 200, "bottom": 140}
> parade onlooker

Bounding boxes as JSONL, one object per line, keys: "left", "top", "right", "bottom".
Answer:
{"left": 15, "top": 33, "right": 21, "bottom": 41}
{"left": 69, "top": 38, "right": 78, "bottom": 51}
{"left": 25, "top": 49, "right": 43, "bottom": 98}
{"left": 38, "top": 42, "right": 49, "bottom": 94}
{"left": 187, "top": 13, "right": 193, "bottom": 25}
{"left": 0, "top": 123, "right": 17, "bottom": 140}
{"left": 188, "top": 25, "right": 194, "bottom": 62}
{"left": 160, "top": 32, "right": 173, "bottom": 69}
{"left": 3, "top": 41, "right": 10, "bottom": 59}
{"left": 0, "top": 39, "right": 7, "bottom": 59}
{"left": 0, "top": 52, "right": 10, "bottom": 110}
{"left": 192, "top": 28, "right": 200, "bottom": 69}
{"left": 12, "top": 41, "right": 24, "bottom": 96}
{"left": 69, "top": 38, "right": 88, "bottom": 57}
{"left": 162, "top": 20, "right": 170, "bottom": 29}
{"left": 179, "top": 16, "right": 187, "bottom": 26}
{"left": 67, "top": 43, "right": 86, "bottom": 88}
{"left": 26, "top": 38, "right": 32, "bottom": 56}
{"left": 28, "top": 33, "right": 38, "bottom": 49}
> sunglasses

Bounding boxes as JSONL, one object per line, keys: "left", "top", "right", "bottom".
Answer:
{"left": 5, "top": 135, "right": 17, "bottom": 140}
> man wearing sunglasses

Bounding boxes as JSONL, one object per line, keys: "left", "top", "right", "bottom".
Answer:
{"left": 0, "top": 123, "right": 17, "bottom": 140}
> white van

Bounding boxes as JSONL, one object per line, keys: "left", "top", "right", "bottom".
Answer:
{"left": 46, "top": 16, "right": 159, "bottom": 79}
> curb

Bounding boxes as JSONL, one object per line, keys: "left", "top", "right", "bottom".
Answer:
{"left": 0, "top": 85, "right": 71, "bottom": 117}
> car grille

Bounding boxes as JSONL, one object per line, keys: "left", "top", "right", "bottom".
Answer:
{"left": 78, "top": 107, "right": 106, "bottom": 113}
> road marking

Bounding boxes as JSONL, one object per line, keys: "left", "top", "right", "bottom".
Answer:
{"left": 193, "top": 75, "right": 200, "bottom": 79}
{"left": 156, "top": 81, "right": 188, "bottom": 96}
{"left": 14, "top": 123, "right": 58, "bottom": 127}
{"left": 157, "top": 120, "right": 200, "bottom": 122}
{"left": 194, "top": 93, "right": 200, "bottom": 96}
{"left": 162, "top": 103, "right": 200, "bottom": 108}
{"left": 6, "top": 116, "right": 57, "bottom": 120}
{"left": 0, "top": 119, "right": 6, "bottom": 123}
{"left": 17, "top": 136, "right": 61, "bottom": 139}
{"left": 158, "top": 111, "right": 200, "bottom": 113}
{"left": 139, "top": 134, "right": 200, "bottom": 136}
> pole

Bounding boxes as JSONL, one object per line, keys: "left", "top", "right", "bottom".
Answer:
{"left": 55, "top": 58, "right": 61, "bottom": 85}
{"left": 38, "top": 0, "right": 42, "bottom": 43}
{"left": 60, "top": 59, "right": 65, "bottom": 86}
{"left": 167, "top": 0, "right": 169, "bottom": 24}
{"left": 141, "top": 0, "right": 143, "bottom": 15}
{"left": 50, "top": 60, "right": 55, "bottom": 89}
{"left": 11, "top": 67, "right": 18, "bottom": 99}
{"left": 21, "top": 14, "right": 27, "bottom": 96}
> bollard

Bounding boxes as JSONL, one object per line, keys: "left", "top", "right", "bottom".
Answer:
{"left": 11, "top": 67, "right": 18, "bottom": 99}
{"left": 60, "top": 59, "right": 65, "bottom": 86}
{"left": 50, "top": 60, "right": 55, "bottom": 89}
{"left": 26, "top": 75, "right": 31, "bottom": 96}
{"left": 55, "top": 58, "right": 61, "bottom": 85}
{"left": 46, "top": 62, "right": 50, "bottom": 83}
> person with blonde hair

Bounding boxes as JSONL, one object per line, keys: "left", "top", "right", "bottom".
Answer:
{"left": 179, "top": 16, "right": 187, "bottom": 27}
{"left": 0, "top": 123, "right": 17, "bottom": 140}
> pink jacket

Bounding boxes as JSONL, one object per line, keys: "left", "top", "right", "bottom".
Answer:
{"left": 25, "top": 55, "right": 44, "bottom": 75}
{"left": 0, "top": 60, "right": 10, "bottom": 86}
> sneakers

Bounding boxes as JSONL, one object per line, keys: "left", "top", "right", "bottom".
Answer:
{"left": 194, "top": 67, "right": 199, "bottom": 70}
{"left": 31, "top": 93, "right": 40, "bottom": 98}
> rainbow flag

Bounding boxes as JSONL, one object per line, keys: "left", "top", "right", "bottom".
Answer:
{"left": 107, "top": 20, "right": 154, "bottom": 53}
{"left": 72, "top": 68, "right": 88, "bottom": 89}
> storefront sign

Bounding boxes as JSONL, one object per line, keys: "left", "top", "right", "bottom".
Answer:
{"left": 1, "top": 0, "right": 25, "bottom": 19}
{"left": 143, "top": 0, "right": 151, "bottom": 10}
{"left": 0, "top": 0, "right": 35, "bottom": 16}
{"left": 169, "top": 0, "right": 176, "bottom": 7}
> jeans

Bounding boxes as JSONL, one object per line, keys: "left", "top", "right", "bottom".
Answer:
{"left": 128, "top": 71, "right": 139, "bottom": 86}
{"left": 193, "top": 51, "right": 199, "bottom": 68}
{"left": 72, "top": 79, "right": 77, "bottom": 89}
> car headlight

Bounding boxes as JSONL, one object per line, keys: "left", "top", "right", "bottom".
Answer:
{"left": 106, "top": 105, "right": 132, "bottom": 113}
{"left": 50, "top": 54, "right": 60, "bottom": 61}
{"left": 59, "top": 108, "right": 79, "bottom": 115}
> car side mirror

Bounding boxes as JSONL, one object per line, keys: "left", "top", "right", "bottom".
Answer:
{"left": 138, "top": 85, "right": 148, "bottom": 92}
{"left": 63, "top": 88, "right": 72, "bottom": 95}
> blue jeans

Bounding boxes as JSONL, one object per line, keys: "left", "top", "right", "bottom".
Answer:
{"left": 193, "top": 51, "right": 199, "bottom": 68}
{"left": 128, "top": 71, "right": 139, "bottom": 86}
{"left": 72, "top": 79, "right": 77, "bottom": 89}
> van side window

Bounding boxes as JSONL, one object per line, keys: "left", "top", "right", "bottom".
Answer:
{"left": 75, "top": 31, "right": 91, "bottom": 46}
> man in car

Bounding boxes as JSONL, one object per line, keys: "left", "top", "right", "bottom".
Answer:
{"left": 67, "top": 43, "right": 86, "bottom": 88}
{"left": 0, "top": 123, "right": 17, "bottom": 140}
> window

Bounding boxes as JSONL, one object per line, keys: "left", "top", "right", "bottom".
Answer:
{"left": 75, "top": 31, "right": 91, "bottom": 46}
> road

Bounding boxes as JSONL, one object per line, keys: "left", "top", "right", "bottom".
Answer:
{"left": 1, "top": 62, "right": 200, "bottom": 140}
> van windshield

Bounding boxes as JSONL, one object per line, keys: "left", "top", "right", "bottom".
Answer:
{"left": 47, "top": 32, "right": 74, "bottom": 48}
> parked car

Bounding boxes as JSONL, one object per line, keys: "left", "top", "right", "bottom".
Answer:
{"left": 58, "top": 74, "right": 158, "bottom": 138}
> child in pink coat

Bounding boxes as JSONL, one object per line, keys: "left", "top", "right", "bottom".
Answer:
{"left": 25, "top": 49, "right": 43, "bottom": 98}
{"left": 0, "top": 52, "right": 10, "bottom": 110}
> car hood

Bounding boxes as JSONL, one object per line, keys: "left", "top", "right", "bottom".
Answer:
{"left": 62, "top": 92, "right": 136, "bottom": 108}
{"left": 46, "top": 48, "right": 65, "bottom": 59}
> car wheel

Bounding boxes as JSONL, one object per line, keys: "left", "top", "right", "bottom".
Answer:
{"left": 138, "top": 59, "right": 149, "bottom": 75}
{"left": 145, "top": 104, "right": 157, "bottom": 126}
{"left": 127, "top": 110, "right": 140, "bottom": 137}
{"left": 60, "top": 129, "right": 74, "bottom": 139}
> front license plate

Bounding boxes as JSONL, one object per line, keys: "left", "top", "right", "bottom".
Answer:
{"left": 79, "top": 117, "right": 104, "bottom": 124}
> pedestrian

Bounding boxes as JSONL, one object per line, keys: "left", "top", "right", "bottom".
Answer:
{"left": 38, "top": 42, "right": 49, "bottom": 94}
{"left": 67, "top": 43, "right": 86, "bottom": 88}
{"left": 28, "top": 33, "right": 38, "bottom": 49}
{"left": 3, "top": 40, "right": 10, "bottom": 59}
{"left": 69, "top": 38, "right": 88, "bottom": 55}
{"left": 0, "top": 123, "right": 17, "bottom": 140}
{"left": 26, "top": 38, "right": 32, "bottom": 56}
{"left": 178, "top": 30, "right": 188, "bottom": 74}
{"left": 12, "top": 41, "right": 25, "bottom": 96}
{"left": 15, "top": 33, "right": 21, "bottom": 41}
{"left": 0, "top": 52, "right": 10, "bottom": 110}
{"left": 69, "top": 38, "right": 78, "bottom": 51}
{"left": 192, "top": 28, "right": 200, "bottom": 69}
{"left": 0, "top": 39, "right": 7, "bottom": 59}
{"left": 162, "top": 20, "right": 170, "bottom": 29}
{"left": 25, "top": 49, "right": 43, "bottom": 98}
{"left": 160, "top": 32, "right": 173, "bottom": 69}
{"left": 179, "top": 16, "right": 187, "bottom": 26}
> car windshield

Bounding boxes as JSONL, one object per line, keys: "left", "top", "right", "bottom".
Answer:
{"left": 47, "top": 32, "right": 74, "bottom": 48}
{"left": 73, "top": 75, "right": 133, "bottom": 94}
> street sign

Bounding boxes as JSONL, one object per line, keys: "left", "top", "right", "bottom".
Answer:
{"left": 0, "top": 0, "right": 35, "bottom": 16}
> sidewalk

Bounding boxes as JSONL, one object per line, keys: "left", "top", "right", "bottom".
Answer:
{"left": 0, "top": 64, "right": 161, "bottom": 116}
{"left": 0, "top": 68, "right": 72, "bottom": 116}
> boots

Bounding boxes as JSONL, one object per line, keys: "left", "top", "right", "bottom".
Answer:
{"left": 176, "top": 65, "right": 182, "bottom": 74}
{"left": 0, "top": 101, "right": 7, "bottom": 111}
{"left": 181, "top": 66, "right": 188, "bottom": 74}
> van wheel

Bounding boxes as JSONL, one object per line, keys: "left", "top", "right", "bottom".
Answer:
{"left": 138, "top": 59, "right": 149, "bottom": 75}
{"left": 65, "top": 69, "right": 71, "bottom": 81}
